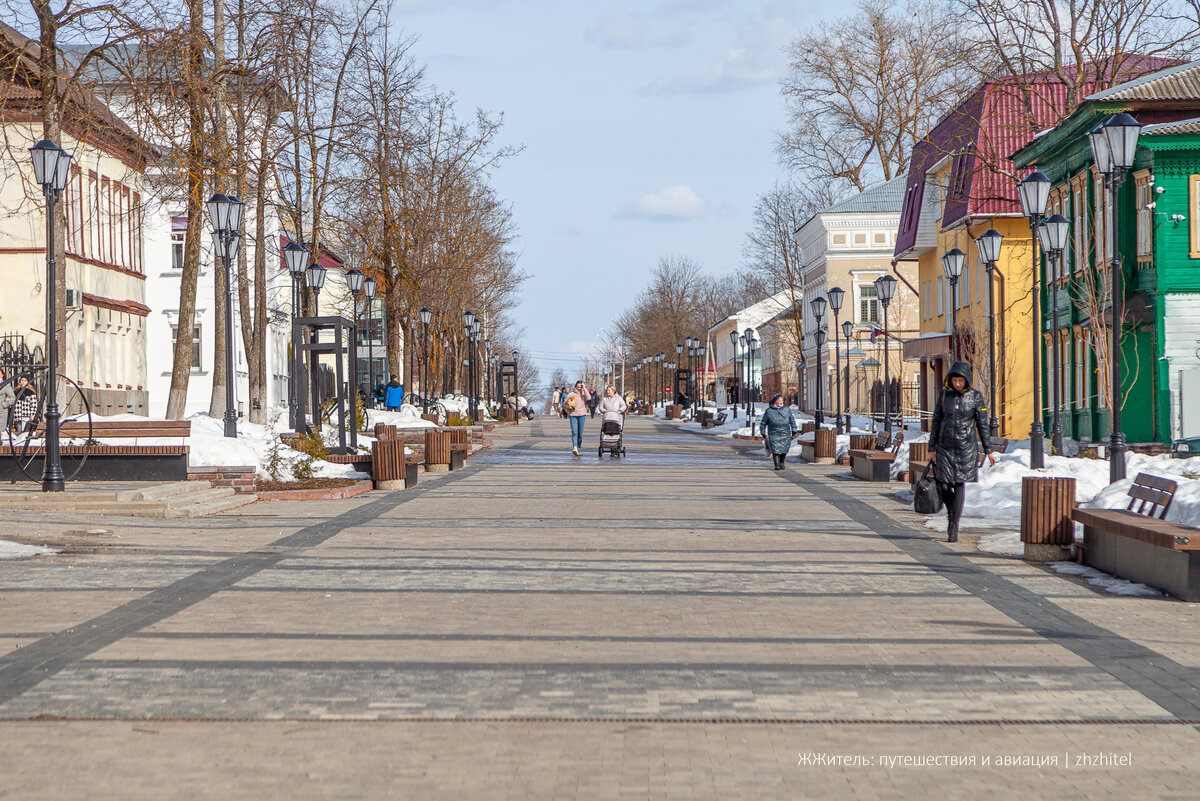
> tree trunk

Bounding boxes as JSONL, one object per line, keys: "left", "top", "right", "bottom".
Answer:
{"left": 208, "top": 0, "right": 228, "bottom": 419}
{"left": 166, "top": 0, "right": 206, "bottom": 420}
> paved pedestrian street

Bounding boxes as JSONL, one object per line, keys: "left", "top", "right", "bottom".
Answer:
{"left": 1, "top": 415, "right": 1199, "bottom": 799}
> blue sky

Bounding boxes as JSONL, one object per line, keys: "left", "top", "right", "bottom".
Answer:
{"left": 393, "top": 0, "right": 823, "bottom": 384}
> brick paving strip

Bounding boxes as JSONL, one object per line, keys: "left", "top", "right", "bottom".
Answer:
{"left": 2, "top": 417, "right": 1199, "bottom": 798}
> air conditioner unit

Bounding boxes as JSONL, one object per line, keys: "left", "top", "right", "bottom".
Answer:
{"left": 65, "top": 289, "right": 83, "bottom": 310}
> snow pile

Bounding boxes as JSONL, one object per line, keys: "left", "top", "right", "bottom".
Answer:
{"left": 365, "top": 405, "right": 437, "bottom": 430}
{"left": 186, "top": 415, "right": 368, "bottom": 481}
{"left": 1049, "top": 561, "right": 1162, "bottom": 597}
{"left": 0, "top": 539, "right": 56, "bottom": 560}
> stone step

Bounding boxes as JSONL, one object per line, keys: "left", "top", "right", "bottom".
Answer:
{"left": 170, "top": 493, "right": 259, "bottom": 518}
{"left": 119, "top": 481, "right": 212, "bottom": 502}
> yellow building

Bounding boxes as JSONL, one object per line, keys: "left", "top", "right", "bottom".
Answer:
{"left": 894, "top": 80, "right": 1067, "bottom": 440}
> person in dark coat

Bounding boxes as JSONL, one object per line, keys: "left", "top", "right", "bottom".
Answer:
{"left": 928, "top": 361, "right": 996, "bottom": 542}
{"left": 758, "top": 393, "right": 797, "bottom": 470}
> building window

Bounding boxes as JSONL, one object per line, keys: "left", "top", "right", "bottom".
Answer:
{"left": 937, "top": 276, "right": 944, "bottom": 316}
{"left": 171, "top": 325, "right": 202, "bottom": 371}
{"left": 1190, "top": 175, "right": 1200, "bottom": 258}
{"left": 859, "top": 284, "right": 879, "bottom": 324}
{"left": 171, "top": 226, "right": 185, "bottom": 271}
{"left": 1135, "top": 173, "right": 1153, "bottom": 262}
{"left": 960, "top": 262, "right": 970, "bottom": 308}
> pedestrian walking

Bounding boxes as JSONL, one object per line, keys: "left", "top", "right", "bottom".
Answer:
{"left": 551, "top": 386, "right": 562, "bottom": 409}
{"left": 384, "top": 375, "right": 404, "bottom": 411}
{"left": 928, "top": 361, "right": 996, "bottom": 542}
{"left": 12, "top": 375, "right": 37, "bottom": 433}
{"left": 597, "top": 384, "right": 627, "bottom": 420}
{"left": 587, "top": 389, "right": 599, "bottom": 418}
{"left": 758, "top": 393, "right": 797, "bottom": 470}
{"left": 562, "top": 380, "right": 591, "bottom": 456}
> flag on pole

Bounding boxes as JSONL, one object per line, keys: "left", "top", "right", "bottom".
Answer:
{"left": 870, "top": 327, "right": 884, "bottom": 343}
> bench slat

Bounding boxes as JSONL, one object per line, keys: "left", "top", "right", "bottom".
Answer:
{"left": 1072, "top": 507, "right": 1199, "bottom": 550}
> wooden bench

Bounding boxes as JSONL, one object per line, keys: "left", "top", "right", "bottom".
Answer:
{"left": 1072, "top": 473, "right": 1200, "bottom": 600}
{"left": 849, "top": 431, "right": 904, "bottom": 481}
{"left": 701, "top": 411, "right": 727, "bottom": 429}
{"left": 0, "top": 419, "right": 192, "bottom": 481}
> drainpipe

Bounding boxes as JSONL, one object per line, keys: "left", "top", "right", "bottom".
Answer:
{"left": 992, "top": 262, "right": 1008, "bottom": 436}
{"left": 890, "top": 259, "right": 918, "bottom": 296}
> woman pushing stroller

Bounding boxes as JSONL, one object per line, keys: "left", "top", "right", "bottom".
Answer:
{"left": 597, "top": 386, "right": 627, "bottom": 457}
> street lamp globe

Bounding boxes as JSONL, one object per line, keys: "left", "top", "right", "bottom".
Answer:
{"left": 941, "top": 248, "right": 966, "bottom": 281}
{"left": 815, "top": 329, "right": 826, "bottom": 346}
{"left": 345, "top": 268, "right": 365, "bottom": 294}
{"left": 809, "top": 295, "right": 827, "bottom": 320}
{"left": 283, "top": 241, "right": 309, "bottom": 276}
{"left": 1017, "top": 170, "right": 1051, "bottom": 219}
{"left": 29, "top": 139, "right": 72, "bottom": 191}
{"left": 729, "top": 330, "right": 738, "bottom": 346}
{"left": 363, "top": 276, "right": 376, "bottom": 299}
{"left": 974, "top": 229, "right": 1004, "bottom": 265}
{"left": 420, "top": 307, "right": 432, "bottom": 326}
{"left": 842, "top": 320, "right": 853, "bottom": 339}
{"left": 874, "top": 274, "right": 897, "bottom": 305}
{"left": 738, "top": 334, "right": 746, "bottom": 348}
{"left": 676, "top": 343, "right": 683, "bottom": 355}
{"left": 511, "top": 350, "right": 518, "bottom": 360}
{"left": 305, "top": 260, "right": 327, "bottom": 292}
{"left": 206, "top": 193, "right": 233, "bottom": 231}
{"left": 463, "top": 310, "right": 476, "bottom": 328}
{"left": 1037, "top": 214, "right": 1070, "bottom": 253}
{"left": 1088, "top": 123, "right": 1113, "bottom": 175}
{"left": 1103, "top": 112, "right": 1142, "bottom": 171}
{"left": 827, "top": 286, "right": 844, "bottom": 313}
{"left": 484, "top": 338, "right": 492, "bottom": 352}
{"left": 226, "top": 195, "right": 245, "bottom": 230}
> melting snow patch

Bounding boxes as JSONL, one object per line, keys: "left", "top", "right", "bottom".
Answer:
{"left": 977, "top": 531, "right": 1023, "bottom": 557}
{"left": 0, "top": 539, "right": 57, "bottom": 560}
{"left": 1049, "top": 561, "right": 1162, "bottom": 598}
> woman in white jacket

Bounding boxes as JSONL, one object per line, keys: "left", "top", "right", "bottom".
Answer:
{"left": 597, "top": 385, "right": 627, "bottom": 422}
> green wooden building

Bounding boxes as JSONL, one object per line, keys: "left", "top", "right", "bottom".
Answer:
{"left": 1013, "top": 60, "right": 1200, "bottom": 449}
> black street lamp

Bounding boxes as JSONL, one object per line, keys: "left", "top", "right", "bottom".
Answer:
{"left": 207, "top": 192, "right": 245, "bottom": 438}
{"left": 1037, "top": 214, "right": 1070, "bottom": 456}
{"left": 27, "top": 138, "right": 72, "bottom": 491}
{"left": 974, "top": 228, "right": 1003, "bottom": 439}
{"left": 483, "top": 338, "right": 492, "bottom": 408}
{"left": 363, "top": 276, "right": 377, "bottom": 405}
{"left": 1018, "top": 169, "right": 1051, "bottom": 468}
{"left": 419, "top": 307, "right": 432, "bottom": 412}
{"left": 471, "top": 319, "right": 482, "bottom": 421}
{"left": 283, "top": 240, "right": 310, "bottom": 430}
{"left": 303, "top": 257, "right": 326, "bottom": 430}
{"left": 941, "top": 248, "right": 965, "bottom": 360}
{"left": 657, "top": 352, "right": 665, "bottom": 408}
{"left": 1090, "top": 112, "right": 1141, "bottom": 483}
{"left": 810, "top": 295, "right": 827, "bottom": 426}
{"left": 345, "top": 268, "right": 364, "bottom": 435}
{"left": 842, "top": 319, "right": 854, "bottom": 430}
{"left": 747, "top": 331, "right": 759, "bottom": 428}
{"left": 874, "top": 274, "right": 897, "bottom": 432}
{"left": 511, "top": 349, "right": 520, "bottom": 412}
{"left": 728, "top": 330, "right": 739, "bottom": 419}
{"left": 738, "top": 333, "right": 748, "bottom": 418}
{"left": 462, "top": 311, "right": 475, "bottom": 419}
{"left": 828, "top": 287, "right": 845, "bottom": 432}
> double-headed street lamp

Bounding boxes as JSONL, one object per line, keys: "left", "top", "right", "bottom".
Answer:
{"left": 1089, "top": 112, "right": 1141, "bottom": 483}
{"left": 207, "top": 193, "right": 245, "bottom": 438}
{"left": 974, "top": 228, "right": 1003, "bottom": 440}
{"left": 1017, "top": 169, "right": 1051, "bottom": 468}
{"left": 1037, "top": 214, "right": 1070, "bottom": 456}
{"left": 463, "top": 310, "right": 476, "bottom": 420}
{"left": 744, "top": 328, "right": 758, "bottom": 420}
{"left": 874, "top": 274, "right": 897, "bottom": 432}
{"left": 28, "top": 139, "right": 73, "bottom": 491}
{"left": 827, "top": 287, "right": 845, "bottom": 432}
{"left": 303, "top": 256, "right": 326, "bottom": 431}
{"left": 810, "top": 295, "right": 827, "bottom": 426}
{"left": 728, "top": 330, "right": 740, "bottom": 419}
{"left": 483, "top": 337, "right": 492, "bottom": 408}
{"left": 657, "top": 352, "right": 665, "bottom": 407}
{"left": 941, "top": 248, "right": 965, "bottom": 360}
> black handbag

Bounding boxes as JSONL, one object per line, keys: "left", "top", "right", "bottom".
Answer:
{"left": 914, "top": 460, "right": 943, "bottom": 515}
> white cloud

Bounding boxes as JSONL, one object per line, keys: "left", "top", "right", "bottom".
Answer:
{"left": 620, "top": 185, "right": 708, "bottom": 222}
{"left": 585, "top": 12, "right": 691, "bottom": 50}
{"left": 640, "top": 47, "right": 776, "bottom": 95}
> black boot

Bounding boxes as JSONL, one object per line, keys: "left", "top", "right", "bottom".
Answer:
{"left": 947, "top": 521, "right": 959, "bottom": 543}
{"left": 777, "top": 454, "right": 786, "bottom": 470}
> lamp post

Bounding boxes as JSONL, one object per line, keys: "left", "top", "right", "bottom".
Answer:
{"left": 729, "top": 330, "right": 739, "bottom": 419}
{"left": 657, "top": 352, "right": 665, "bottom": 407}
{"left": 511, "top": 349, "right": 520, "bottom": 410}
{"left": 345, "top": 268, "right": 364, "bottom": 437}
{"left": 810, "top": 295, "right": 827, "bottom": 426}
{"left": 283, "top": 241, "right": 310, "bottom": 430}
{"left": 738, "top": 333, "right": 747, "bottom": 417}
{"left": 1090, "top": 113, "right": 1141, "bottom": 483}
{"left": 471, "top": 319, "right": 482, "bottom": 421}
{"left": 419, "top": 308, "right": 432, "bottom": 412}
{"left": 303, "top": 257, "right": 326, "bottom": 429}
{"left": 1037, "top": 214, "right": 1070, "bottom": 456}
{"left": 747, "top": 331, "right": 759, "bottom": 428}
{"left": 363, "top": 276, "right": 377, "bottom": 406}
{"left": 842, "top": 320, "right": 854, "bottom": 430}
{"left": 483, "top": 338, "right": 492, "bottom": 409}
{"left": 974, "top": 228, "right": 1003, "bottom": 440}
{"left": 874, "top": 274, "right": 897, "bottom": 433}
{"left": 828, "top": 288, "right": 845, "bottom": 432}
{"left": 941, "top": 248, "right": 965, "bottom": 360}
{"left": 462, "top": 311, "right": 475, "bottom": 419}
{"left": 27, "top": 139, "right": 72, "bottom": 491}
{"left": 207, "top": 193, "right": 245, "bottom": 438}
{"left": 1018, "top": 169, "right": 1051, "bottom": 468}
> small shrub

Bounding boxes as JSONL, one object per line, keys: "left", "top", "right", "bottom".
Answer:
{"left": 291, "top": 454, "right": 316, "bottom": 480}
{"left": 447, "top": 412, "right": 472, "bottom": 426}
{"left": 295, "top": 430, "right": 328, "bottom": 459}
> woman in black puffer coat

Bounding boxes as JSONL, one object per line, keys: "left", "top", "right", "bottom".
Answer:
{"left": 928, "top": 361, "right": 996, "bottom": 542}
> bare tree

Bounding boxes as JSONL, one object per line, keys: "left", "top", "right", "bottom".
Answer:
{"left": 778, "top": 0, "right": 981, "bottom": 191}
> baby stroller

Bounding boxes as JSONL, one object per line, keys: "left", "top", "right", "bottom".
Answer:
{"left": 598, "top": 411, "right": 626, "bottom": 458}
